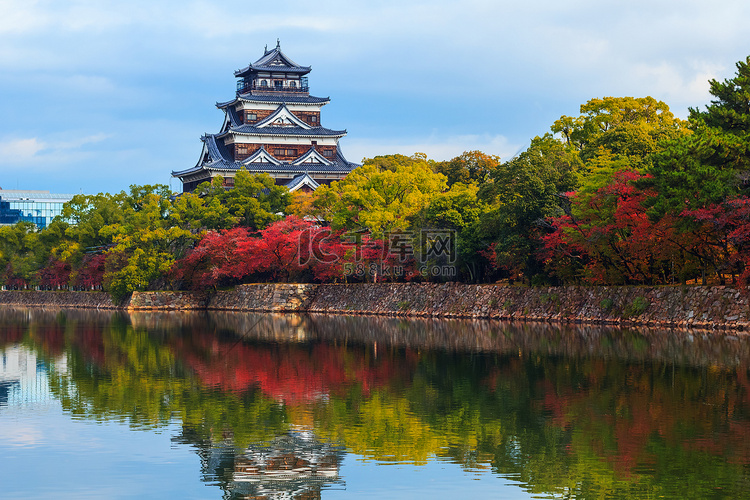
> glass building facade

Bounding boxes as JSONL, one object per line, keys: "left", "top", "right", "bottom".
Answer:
{"left": 0, "top": 190, "right": 75, "bottom": 229}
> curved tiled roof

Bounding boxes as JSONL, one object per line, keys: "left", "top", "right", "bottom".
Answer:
{"left": 334, "top": 144, "right": 361, "bottom": 168}
{"left": 285, "top": 173, "right": 320, "bottom": 191}
{"left": 172, "top": 134, "right": 358, "bottom": 177}
{"left": 292, "top": 146, "right": 333, "bottom": 166}
{"left": 234, "top": 42, "right": 311, "bottom": 78}
{"left": 172, "top": 133, "right": 361, "bottom": 177}
{"left": 204, "top": 134, "right": 233, "bottom": 164}
{"left": 238, "top": 159, "right": 354, "bottom": 173}
{"left": 225, "top": 106, "right": 242, "bottom": 128}
{"left": 216, "top": 94, "right": 331, "bottom": 108}
{"left": 175, "top": 161, "right": 353, "bottom": 176}
{"left": 222, "top": 125, "right": 347, "bottom": 138}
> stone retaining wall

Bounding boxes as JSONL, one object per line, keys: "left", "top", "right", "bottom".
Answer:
{"left": 0, "top": 290, "right": 117, "bottom": 309}
{"left": 2, "top": 283, "right": 749, "bottom": 330}
{"left": 126, "top": 291, "right": 207, "bottom": 310}
{"left": 307, "top": 283, "right": 750, "bottom": 330}
{"left": 209, "top": 284, "right": 316, "bottom": 312}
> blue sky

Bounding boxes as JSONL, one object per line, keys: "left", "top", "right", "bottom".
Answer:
{"left": 0, "top": 0, "right": 748, "bottom": 195}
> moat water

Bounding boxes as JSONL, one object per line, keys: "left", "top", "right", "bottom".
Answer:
{"left": 1, "top": 308, "right": 749, "bottom": 499}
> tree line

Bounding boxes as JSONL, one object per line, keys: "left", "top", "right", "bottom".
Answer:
{"left": 2, "top": 55, "right": 750, "bottom": 296}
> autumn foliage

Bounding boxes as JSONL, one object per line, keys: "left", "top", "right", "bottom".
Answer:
{"left": 3, "top": 55, "right": 750, "bottom": 291}
{"left": 171, "top": 215, "right": 424, "bottom": 289}
{"left": 682, "top": 196, "right": 750, "bottom": 285}
{"left": 541, "top": 170, "right": 680, "bottom": 284}
{"left": 171, "top": 216, "right": 343, "bottom": 288}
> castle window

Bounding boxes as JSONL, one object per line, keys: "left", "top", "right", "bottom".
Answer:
{"left": 246, "top": 113, "right": 257, "bottom": 122}
{"left": 310, "top": 115, "right": 318, "bottom": 123}
{"left": 261, "top": 80, "right": 268, "bottom": 87}
{"left": 274, "top": 148, "right": 297, "bottom": 156}
{"left": 322, "top": 149, "right": 334, "bottom": 157}
{"left": 289, "top": 81, "right": 296, "bottom": 88}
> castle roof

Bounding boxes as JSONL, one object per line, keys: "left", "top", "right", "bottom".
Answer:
{"left": 255, "top": 103, "right": 313, "bottom": 129}
{"left": 224, "top": 105, "right": 242, "bottom": 128}
{"left": 292, "top": 146, "right": 333, "bottom": 167}
{"left": 286, "top": 173, "right": 320, "bottom": 192}
{"left": 234, "top": 41, "right": 311, "bottom": 78}
{"left": 171, "top": 136, "right": 359, "bottom": 178}
{"left": 219, "top": 125, "right": 347, "bottom": 139}
{"left": 242, "top": 145, "right": 282, "bottom": 166}
{"left": 217, "top": 94, "right": 331, "bottom": 109}
{"left": 219, "top": 102, "right": 345, "bottom": 138}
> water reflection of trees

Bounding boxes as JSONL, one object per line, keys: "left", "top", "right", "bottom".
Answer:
{"left": 2, "top": 307, "right": 750, "bottom": 498}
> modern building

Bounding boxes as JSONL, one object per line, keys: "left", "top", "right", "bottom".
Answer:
{"left": 172, "top": 41, "right": 359, "bottom": 193}
{"left": 0, "top": 345, "right": 58, "bottom": 410}
{"left": 0, "top": 189, "right": 75, "bottom": 229}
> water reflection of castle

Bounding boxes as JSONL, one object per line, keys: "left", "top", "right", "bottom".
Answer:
{"left": 179, "top": 428, "right": 345, "bottom": 500}
{"left": 232, "top": 429, "right": 344, "bottom": 499}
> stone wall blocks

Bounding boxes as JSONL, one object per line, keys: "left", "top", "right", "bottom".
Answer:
{"left": 3, "top": 284, "right": 749, "bottom": 333}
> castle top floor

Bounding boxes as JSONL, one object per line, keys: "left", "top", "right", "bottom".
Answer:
{"left": 234, "top": 40, "right": 312, "bottom": 96}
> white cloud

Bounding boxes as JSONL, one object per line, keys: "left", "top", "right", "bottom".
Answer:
{"left": 55, "top": 133, "right": 111, "bottom": 151}
{"left": 0, "top": 0, "right": 47, "bottom": 34}
{"left": 625, "top": 61, "right": 722, "bottom": 118}
{"left": 0, "top": 134, "right": 109, "bottom": 165}
{"left": 0, "top": 137, "right": 46, "bottom": 161}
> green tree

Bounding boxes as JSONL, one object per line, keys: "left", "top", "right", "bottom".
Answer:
{"left": 693, "top": 56, "right": 750, "bottom": 133}
{"left": 59, "top": 192, "right": 128, "bottom": 251}
{"left": 434, "top": 150, "right": 501, "bottom": 187}
{"left": 100, "top": 185, "right": 196, "bottom": 299}
{"left": 363, "top": 152, "right": 435, "bottom": 172}
{"left": 418, "top": 182, "right": 489, "bottom": 281}
{"left": 649, "top": 56, "right": 750, "bottom": 215}
{"left": 198, "top": 170, "right": 290, "bottom": 230}
{"left": 313, "top": 154, "right": 447, "bottom": 237}
{"left": 170, "top": 191, "right": 237, "bottom": 232}
{"left": 551, "top": 96, "right": 685, "bottom": 212}
{"left": 552, "top": 96, "right": 684, "bottom": 169}
{"left": 478, "top": 135, "right": 582, "bottom": 282}
{"left": 640, "top": 56, "right": 750, "bottom": 284}
{"left": 0, "top": 221, "right": 42, "bottom": 287}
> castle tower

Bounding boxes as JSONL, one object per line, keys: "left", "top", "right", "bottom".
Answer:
{"left": 173, "top": 41, "right": 359, "bottom": 193}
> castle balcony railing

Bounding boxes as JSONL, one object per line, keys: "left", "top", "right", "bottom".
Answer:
{"left": 237, "top": 82, "right": 310, "bottom": 95}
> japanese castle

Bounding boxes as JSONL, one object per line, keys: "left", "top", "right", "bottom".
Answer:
{"left": 173, "top": 41, "right": 359, "bottom": 193}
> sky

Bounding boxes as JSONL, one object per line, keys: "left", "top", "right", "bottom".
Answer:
{"left": 0, "top": 0, "right": 748, "bottom": 195}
